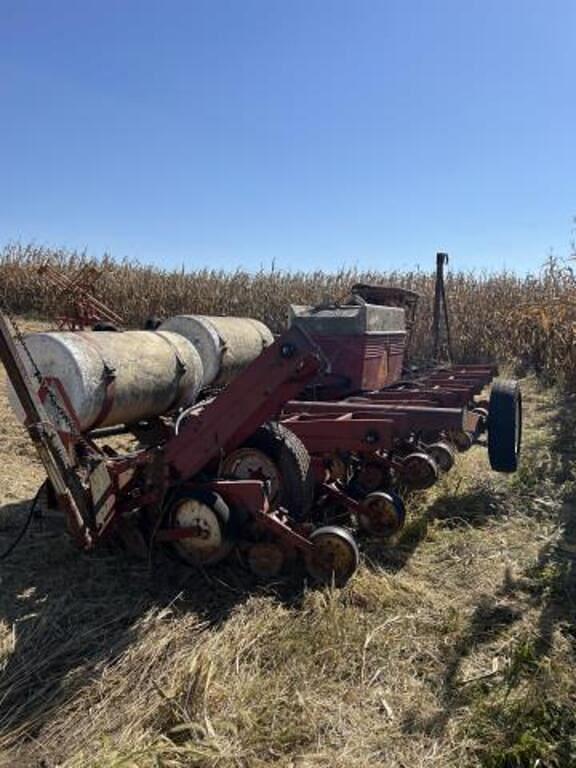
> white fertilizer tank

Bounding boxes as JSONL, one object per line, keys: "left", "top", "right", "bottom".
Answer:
{"left": 8, "top": 330, "right": 205, "bottom": 432}
{"left": 158, "top": 315, "right": 274, "bottom": 387}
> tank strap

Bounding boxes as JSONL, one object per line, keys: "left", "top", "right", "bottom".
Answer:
{"left": 154, "top": 332, "right": 192, "bottom": 411}
{"left": 78, "top": 332, "right": 118, "bottom": 428}
{"left": 155, "top": 333, "right": 188, "bottom": 375}
{"left": 93, "top": 362, "right": 117, "bottom": 428}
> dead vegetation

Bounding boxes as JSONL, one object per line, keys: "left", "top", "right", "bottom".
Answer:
{"left": 2, "top": 245, "right": 576, "bottom": 766}
{"left": 1, "top": 353, "right": 575, "bottom": 766}
{"left": 2, "top": 242, "right": 576, "bottom": 382}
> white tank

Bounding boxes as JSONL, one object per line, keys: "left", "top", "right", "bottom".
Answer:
{"left": 159, "top": 315, "right": 274, "bottom": 387}
{"left": 8, "top": 330, "right": 205, "bottom": 432}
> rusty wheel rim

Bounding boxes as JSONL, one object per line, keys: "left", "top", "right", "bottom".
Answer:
{"left": 172, "top": 498, "right": 232, "bottom": 566}
{"left": 222, "top": 448, "right": 282, "bottom": 504}
{"left": 401, "top": 452, "right": 439, "bottom": 491}
{"left": 305, "top": 526, "right": 359, "bottom": 586}
{"left": 358, "top": 491, "right": 405, "bottom": 537}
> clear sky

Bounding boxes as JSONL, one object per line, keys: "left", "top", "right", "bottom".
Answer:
{"left": 1, "top": 0, "right": 574, "bottom": 273}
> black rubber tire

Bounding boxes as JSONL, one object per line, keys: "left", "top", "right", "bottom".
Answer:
{"left": 144, "top": 316, "right": 163, "bottom": 330}
{"left": 243, "top": 422, "right": 315, "bottom": 520}
{"left": 488, "top": 379, "right": 522, "bottom": 473}
{"left": 92, "top": 321, "right": 120, "bottom": 332}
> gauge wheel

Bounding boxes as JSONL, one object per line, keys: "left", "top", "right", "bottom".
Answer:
{"left": 305, "top": 526, "right": 359, "bottom": 586}
{"left": 488, "top": 379, "right": 522, "bottom": 472}
{"left": 425, "top": 440, "right": 456, "bottom": 473}
{"left": 224, "top": 422, "right": 314, "bottom": 520}
{"left": 358, "top": 491, "right": 406, "bottom": 538}
{"left": 167, "top": 490, "right": 234, "bottom": 567}
{"left": 399, "top": 451, "right": 439, "bottom": 491}
{"left": 448, "top": 429, "right": 475, "bottom": 452}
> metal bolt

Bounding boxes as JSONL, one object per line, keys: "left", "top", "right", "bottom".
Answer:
{"left": 280, "top": 343, "right": 296, "bottom": 359}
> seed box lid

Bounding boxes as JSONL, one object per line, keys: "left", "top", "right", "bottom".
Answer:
{"left": 288, "top": 303, "right": 406, "bottom": 335}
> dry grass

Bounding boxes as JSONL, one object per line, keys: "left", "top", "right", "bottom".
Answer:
{"left": 1, "top": 345, "right": 576, "bottom": 766}
{"left": 2, "top": 242, "right": 576, "bottom": 381}
{"left": 2, "top": 245, "right": 576, "bottom": 766}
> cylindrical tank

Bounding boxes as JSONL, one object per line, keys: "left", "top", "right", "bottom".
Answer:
{"left": 8, "top": 330, "right": 205, "bottom": 432}
{"left": 159, "top": 315, "right": 274, "bottom": 387}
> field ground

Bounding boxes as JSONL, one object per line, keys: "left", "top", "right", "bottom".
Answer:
{"left": 1, "top": 323, "right": 576, "bottom": 767}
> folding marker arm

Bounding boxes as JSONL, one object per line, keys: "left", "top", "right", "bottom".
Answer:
{"left": 0, "top": 311, "right": 91, "bottom": 544}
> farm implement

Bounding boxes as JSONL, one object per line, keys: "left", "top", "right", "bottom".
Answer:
{"left": 279, "top": 368, "right": 519, "bottom": 538}
{"left": 0, "top": 258, "right": 522, "bottom": 586}
{"left": 273, "top": 266, "right": 521, "bottom": 540}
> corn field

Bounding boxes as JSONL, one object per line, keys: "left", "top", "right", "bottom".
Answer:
{"left": 1, "top": 242, "right": 575, "bottom": 387}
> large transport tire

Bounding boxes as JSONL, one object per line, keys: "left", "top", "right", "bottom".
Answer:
{"left": 230, "top": 422, "right": 315, "bottom": 520}
{"left": 488, "top": 379, "right": 522, "bottom": 473}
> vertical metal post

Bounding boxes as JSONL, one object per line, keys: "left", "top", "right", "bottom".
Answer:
{"left": 432, "top": 253, "right": 445, "bottom": 360}
{"left": 432, "top": 252, "right": 452, "bottom": 363}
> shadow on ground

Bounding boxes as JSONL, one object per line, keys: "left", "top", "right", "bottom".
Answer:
{"left": 400, "top": 390, "right": 576, "bottom": 757}
{"left": 363, "top": 481, "right": 508, "bottom": 573}
{"left": 529, "top": 390, "right": 576, "bottom": 657}
{"left": 0, "top": 499, "right": 305, "bottom": 756}
{"left": 407, "top": 507, "right": 576, "bottom": 753}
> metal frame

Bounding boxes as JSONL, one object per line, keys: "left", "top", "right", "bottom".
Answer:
{"left": 278, "top": 359, "right": 496, "bottom": 522}
{"left": 0, "top": 315, "right": 325, "bottom": 562}
{"left": 38, "top": 263, "right": 124, "bottom": 330}
{"left": 0, "top": 261, "right": 517, "bottom": 574}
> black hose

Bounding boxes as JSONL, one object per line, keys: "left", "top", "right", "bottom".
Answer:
{"left": 0, "top": 482, "right": 44, "bottom": 560}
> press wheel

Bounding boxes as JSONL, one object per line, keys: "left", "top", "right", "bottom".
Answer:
{"left": 168, "top": 491, "right": 233, "bottom": 567}
{"left": 305, "top": 526, "right": 359, "bottom": 586}
{"left": 448, "top": 430, "right": 474, "bottom": 453}
{"left": 425, "top": 440, "right": 456, "bottom": 473}
{"left": 358, "top": 491, "right": 406, "bottom": 538}
{"left": 399, "top": 452, "right": 439, "bottom": 491}
{"left": 222, "top": 448, "right": 282, "bottom": 504}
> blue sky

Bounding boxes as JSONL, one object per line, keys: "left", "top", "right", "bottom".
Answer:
{"left": 1, "top": 0, "right": 574, "bottom": 273}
